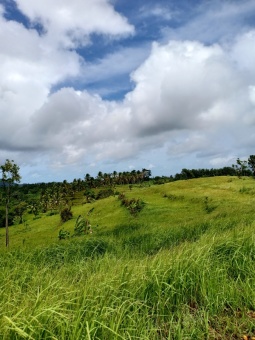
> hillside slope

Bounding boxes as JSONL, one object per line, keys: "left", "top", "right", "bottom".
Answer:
{"left": 0, "top": 176, "right": 255, "bottom": 339}
{"left": 1, "top": 176, "right": 254, "bottom": 249}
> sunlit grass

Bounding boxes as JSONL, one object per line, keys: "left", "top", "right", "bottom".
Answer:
{"left": 1, "top": 176, "right": 255, "bottom": 249}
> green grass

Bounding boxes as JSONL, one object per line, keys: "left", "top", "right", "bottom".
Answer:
{"left": 0, "top": 176, "right": 255, "bottom": 338}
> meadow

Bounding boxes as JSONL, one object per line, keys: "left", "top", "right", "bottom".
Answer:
{"left": 0, "top": 176, "right": 255, "bottom": 339}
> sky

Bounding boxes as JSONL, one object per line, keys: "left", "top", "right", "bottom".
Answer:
{"left": 1, "top": 0, "right": 255, "bottom": 183}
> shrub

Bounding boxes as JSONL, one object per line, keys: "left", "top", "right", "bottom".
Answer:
{"left": 118, "top": 193, "right": 145, "bottom": 216}
{"left": 96, "top": 188, "right": 114, "bottom": 200}
{"left": 127, "top": 198, "right": 145, "bottom": 215}
{"left": 58, "top": 229, "right": 70, "bottom": 240}
{"left": 0, "top": 207, "right": 15, "bottom": 228}
{"left": 84, "top": 189, "right": 96, "bottom": 202}
{"left": 73, "top": 215, "right": 86, "bottom": 236}
{"left": 60, "top": 207, "right": 73, "bottom": 223}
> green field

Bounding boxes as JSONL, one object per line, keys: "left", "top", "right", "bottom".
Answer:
{"left": 1, "top": 176, "right": 255, "bottom": 339}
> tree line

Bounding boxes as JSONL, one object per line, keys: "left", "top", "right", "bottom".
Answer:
{"left": 150, "top": 156, "right": 255, "bottom": 185}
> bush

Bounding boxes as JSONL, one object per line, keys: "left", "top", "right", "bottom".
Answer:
{"left": 96, "top": 188, "right": 114, "bottom": 200}
{"left": 58, "top": 229, "right": 70, "bottom": 240}
{"left": 60, "top": 207, "right": 73, "bottom": 223}
{"left": 84, "top": 189, "right": 96, "bottom": 202}
{"left": 74, "top": 215, "right": 86, "bottom": 236}
{"left": 0, "top": 207, "right": 16, "bottom": 228}
{"left": 118, "top": 193, "right": 145, "bottom": 216}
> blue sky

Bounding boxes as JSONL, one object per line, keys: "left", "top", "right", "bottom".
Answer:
{"left": 0, "top": 0, "right": 255, "bottom": 183}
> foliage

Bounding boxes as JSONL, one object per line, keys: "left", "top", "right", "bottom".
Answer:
{"left": 84, "top": 168, "right": 151, "bottom": 187}
{"left": 96, "top": 188, "right": 114, "bottom": 199}
{"left": 248, "top": 155, "right": 255, "bottom": 175}
{"left": 58, "top": 229, "right": 70, "bottom": 240}
{"left": 0, "top": 159, "right": 21, "bottom": 185}
{"left": 233, "top": 158, "right": 249, "bottom": 178}
{"left": 73, "top": 215, "right": 87, "bottom": 236}
{"left": 60, "top": 207, "right": 73, "bottom": 223}
{"left": 118, "top": 193, "right": 145, "bottom": 216}
{"left": 84, "top": 189, "right": 96, "bottom": 202}
{"left": 153, "top": 176, "right": 169, "bottom": 185}
{"left": 27, "top": 200, "right": 40, "bottom": 217}
{"left": 174, "top": 166, "right": 238, "bottom": 180}
{"left": 203, "top": 196, "right": 216, "bottom": 213}
{"left": 14, "top": 201, "right": 27, "bottom": 224}
{"left": 0, "top": 207, "right": 15, "bottom": 228}
{"left": 0, "top": 159, "right": 21, "bottom": 247}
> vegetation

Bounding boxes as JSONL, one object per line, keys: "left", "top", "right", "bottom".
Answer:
{"left": 248, "top": 155, "right": 255, "bottom": 175}
{"left": 60, "top": 207, "right": 73, "bottom": 223}
{"left": 118, "top": 192, "right": 145, "bottom": 216}
{"left": 0, "top": 158, "right": 255, "bottom": 338}
{"left": 0, "top": 159, "right": 21, "bottom": 247}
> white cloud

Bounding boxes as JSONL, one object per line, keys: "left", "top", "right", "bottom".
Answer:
{"left": 0, "top": 13, "right": 82, "bottom": 151}
{"left": 18, "top": 34, "right": 254, "bottom": 167}
{"left": 0, "top": 0, "right": 134, "bottom": 156}
{"left": 125, "top": 40, "right": 246, "bottom": 137}
{"left": 231, "top": 30, "right": 255, "bottom": 79}
{"left": 15, "top": 0, "right": 134, "bottom": 48}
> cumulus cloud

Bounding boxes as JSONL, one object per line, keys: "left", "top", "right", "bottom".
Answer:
{"left": 15, "top": 0, "right": 134, "bottom": 47}
{"left": 0, "top": 13, "right": 81, "bottom": 150}
{"left": 0, "top": 0, "right": 134, "bottom": 155}
{"left": 19, "top": 33, "right": 255, "bottom": 165}
{"left": 125, "top": 40, "right": 247, "bottom": 137}
{"left": 231, "top": 30, "right": 255, "bottom": 79}
{"left": 3, "top": 32, "right": 255, "bottom": 170}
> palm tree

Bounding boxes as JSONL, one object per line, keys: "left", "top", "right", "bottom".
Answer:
{"left": 97, "top": 171, "right": 103, "bottom": 186}
{"left": 103, "top": 173, "right": 110, "bottom": 186}
{"left": 85, "top": 173, "right": 91, "bottom": 183}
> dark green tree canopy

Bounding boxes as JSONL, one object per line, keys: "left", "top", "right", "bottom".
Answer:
{"left": 248, "top": 155, "right": 255, "bottom": 175}
{"left": 1, "top": 159, "right": 21, "bottom": 187}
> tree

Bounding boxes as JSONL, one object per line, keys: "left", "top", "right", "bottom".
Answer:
{"left": 248, "top": 155, "right": 255, "bottom": 176}
{"left": 97, "top": 171, "right": 103, "bottom": 187}
{"left": 0, "top": 159, "right": 21, "bottom": 247}
{"left": 14, "top": 201, "right": 27, "bottom": 224}
{"left": 28, "top": 200, "right": 40, "bottom": 218}
{"left": 142, "top": 168, "right": 151, "bottom": 181}
{"left": 233, "top": 158, "right": 248, "bottom": 178}
{"left": 60, "top": 207, "right": 73, "bottom": 223}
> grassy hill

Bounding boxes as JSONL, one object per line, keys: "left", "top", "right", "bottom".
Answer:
{"left": 0, "top": 176, "right": 255, "bottom": 339}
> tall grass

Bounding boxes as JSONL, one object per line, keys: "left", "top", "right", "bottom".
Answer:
{"left": 1, "top": 222, "right": 255, "bottom": 339}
